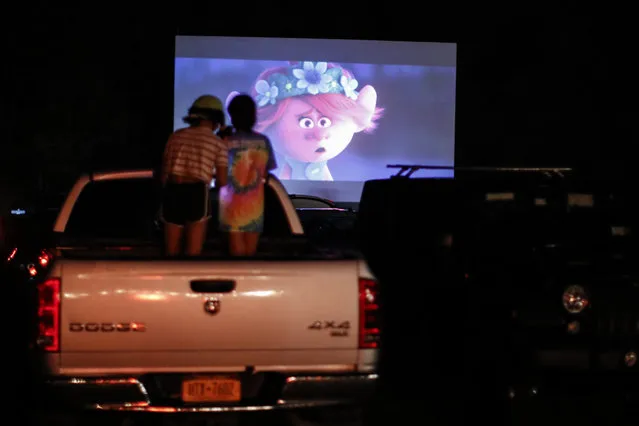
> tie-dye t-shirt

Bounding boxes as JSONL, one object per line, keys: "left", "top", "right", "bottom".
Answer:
{"left": 219, "top": 130, "right": 277, "bottom": 233}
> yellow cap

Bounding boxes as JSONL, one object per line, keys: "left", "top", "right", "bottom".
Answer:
{"left": 191, "top": 95, "right": 223, "bottom": 112}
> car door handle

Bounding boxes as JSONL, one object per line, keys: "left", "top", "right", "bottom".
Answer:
{"left": 190, "top": 280, "right": 236, "bottom": 293}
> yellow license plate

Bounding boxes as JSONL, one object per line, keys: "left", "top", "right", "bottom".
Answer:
{"left": 181, "top": 377, "right": 241, "bottom": 403}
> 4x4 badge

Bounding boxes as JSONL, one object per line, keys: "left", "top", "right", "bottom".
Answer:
{"left": 308, "top": 320, "right": 350, "bottom": 337}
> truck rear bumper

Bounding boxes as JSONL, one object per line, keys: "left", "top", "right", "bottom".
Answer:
{"left": 44, "top": 374, "right": 378, "bottom": 412}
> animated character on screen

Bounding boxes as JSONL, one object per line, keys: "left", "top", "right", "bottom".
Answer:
{"left": 226, "top": 61, "right": 383, "bottom": 181}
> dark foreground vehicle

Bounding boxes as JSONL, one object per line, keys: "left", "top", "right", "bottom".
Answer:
{"left": 358, "top": 165, "right": 639, "bottom": 425}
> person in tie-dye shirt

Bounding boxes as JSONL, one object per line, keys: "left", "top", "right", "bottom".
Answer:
{"left": 219, "top": 94, "right": 277, "bottom": 256}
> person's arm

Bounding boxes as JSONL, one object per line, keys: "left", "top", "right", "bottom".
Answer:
{"left": 218, "top": 126, "right": 234, "bottom": 139}
{"left": 215, "top": 141, "right": 229, "bottom": 187}
{"left": 216, "top": 165, "right": 228, "bottom": 187}
{"left": 265, "top": 137, "right": 277, "bottom": 172}
{"left": 161, "top": 136, "right": 174, "bottom": 185}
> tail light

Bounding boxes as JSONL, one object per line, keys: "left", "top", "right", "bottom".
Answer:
{"left": 359, "top": 278, "right": 380, "bottom": 349}
{"left": 36, "top": 277, "right": 60, "bottom": 352}
{"left": 32, "top": 249, "right": 54, "bottom": 276}
{"left": 6, "top": 247, "right": 17, "bottom": 262}
{"left": 8, "top": 247, "right": 54, "bottom": 278}
{"left": 38, "top": 249, "right": 52, "bottom": 267}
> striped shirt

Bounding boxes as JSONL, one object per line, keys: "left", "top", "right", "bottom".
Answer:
{"left": 162, "top": 126, "right": 228, "bottom": 183}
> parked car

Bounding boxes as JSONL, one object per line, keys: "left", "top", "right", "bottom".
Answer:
{"left": 289, "top": 194, "right": 337, "bottom": 209}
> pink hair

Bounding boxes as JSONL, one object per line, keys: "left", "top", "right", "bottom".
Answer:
{"left": 251, "top": 62, "right": 384, "bottom": 134}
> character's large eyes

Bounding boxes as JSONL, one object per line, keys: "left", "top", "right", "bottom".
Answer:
{"left": 298, "top": 117, "right": 314, "bottom": 129}
{"left": 317, "top": 117, "right": 332, "bottom": 128}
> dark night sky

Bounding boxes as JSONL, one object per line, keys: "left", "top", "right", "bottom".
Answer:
{"left": 3, "top": 14, "right": 636, "bottom": 198}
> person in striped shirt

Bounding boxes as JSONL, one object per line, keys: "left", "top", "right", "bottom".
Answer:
{"left": 161, "top": 95, "right": 228, "bottom": 256}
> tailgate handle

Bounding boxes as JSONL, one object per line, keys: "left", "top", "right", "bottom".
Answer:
{"left": 190, "top": 280, "right": 236, "bottom": 293}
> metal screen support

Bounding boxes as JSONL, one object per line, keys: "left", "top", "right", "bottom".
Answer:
{"left": 387, "top": 165, "right": 572, "bottom": 179}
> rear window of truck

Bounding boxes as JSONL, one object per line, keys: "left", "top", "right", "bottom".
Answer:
{"left": 63, "top": 178, "right": 292, "bottom": 241}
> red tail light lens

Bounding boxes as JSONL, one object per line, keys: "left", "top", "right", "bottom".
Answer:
{"left": 359, "top": 278, "right": 380, "bottom": 349}
{"left": 37, "top": 277, "right": 60, "bottom": 352}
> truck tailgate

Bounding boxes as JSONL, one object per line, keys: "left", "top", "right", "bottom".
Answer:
{"left": 58, "top": 259, "right": 360, "bottom": 370}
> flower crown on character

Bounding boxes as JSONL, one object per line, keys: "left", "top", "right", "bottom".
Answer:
{"left": 254, "top": 61, "right": 360, "bottom": 108}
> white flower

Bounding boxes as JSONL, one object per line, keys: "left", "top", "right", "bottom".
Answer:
{"left": 293, "top": 61, "right": 332, "bottom": 95}
{"left": 340, "top": 75, "right": 359, "bottom": 100}
{"left": 255, "top": 79, "right": 279, "bottom": 107}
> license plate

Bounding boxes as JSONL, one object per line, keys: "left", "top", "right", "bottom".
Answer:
{"left": 181, "top": 376, "right": 241, "bottom": 403}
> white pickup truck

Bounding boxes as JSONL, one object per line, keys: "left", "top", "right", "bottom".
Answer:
{"left": 31, "top": 170, "right": 378, "bottom": 413}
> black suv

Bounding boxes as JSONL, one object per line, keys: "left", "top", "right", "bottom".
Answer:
{"left": 358, "top": 166, "right": 638, "bottom": 424}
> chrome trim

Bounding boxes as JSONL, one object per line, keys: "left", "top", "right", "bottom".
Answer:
{"left": 280, "top": 374, "right": 377, "bottom": 404}
{"left": 48, "top": 374, "right": 377, "bottom": 412}
{"left": 47, "top": 377, "right": 151, "bottom": 405}
{"left": 93, "top": 400, "right": 345, "bottom": 413}
{"left": 285, "top": 374, "right": 378, "bottom": 383}
{"left": 296, "top": 207, "right": 347, "bottom": 212}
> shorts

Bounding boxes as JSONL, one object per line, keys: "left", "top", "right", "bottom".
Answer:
{"left": 162, "top": 181, "right": 210, "bottom": 226}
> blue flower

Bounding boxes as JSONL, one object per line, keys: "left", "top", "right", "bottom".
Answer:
{"left": 255, "top": 79, "right": 279, "bottom": 106}
{"left": 340, "top": 75, "right": 359, "bottom": 100}
{"left": 292, "top": 61, "right": 332, "bottom": 95}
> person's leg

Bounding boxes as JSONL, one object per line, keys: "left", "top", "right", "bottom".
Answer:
{"left": 162, "top": 182, "right": 185, "bottom": 256}
{"left": 242, "top": 205, "right": 264, "bottom": 257}
{"left": 184, "top": 182, "right": 210, "bottom": 256}
{"left": 229, "top": 232, "right": 246, "bottom": 256}
{"left": 164, "top": 223, "right": 183, "bottom": 256}
{"left": 243, "top": 232, "right": 260, "bottom": 256}
{"left": 185, "top": 218, "right": 208, "bottom": 256}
